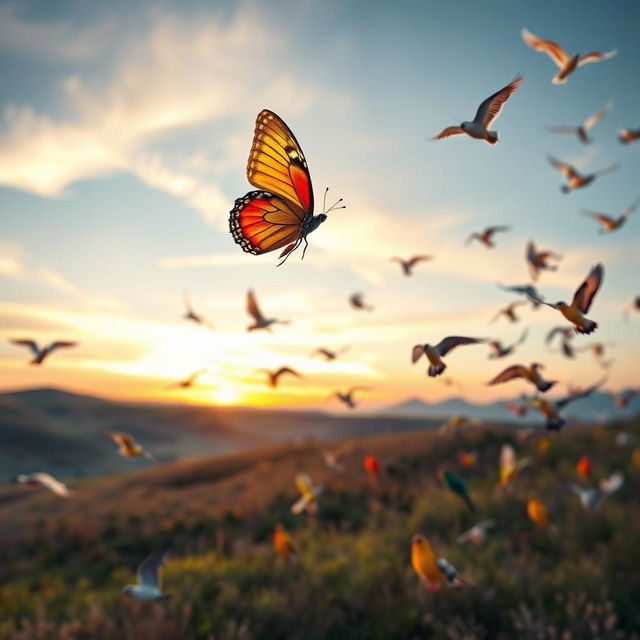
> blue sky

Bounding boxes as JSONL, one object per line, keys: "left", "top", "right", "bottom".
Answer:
{"left": 0, "top": 0, "right": 638, "bottom": 409}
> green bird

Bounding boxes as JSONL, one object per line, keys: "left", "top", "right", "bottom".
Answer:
{"left": 439, "top": 470, "right": 476, "bottom": 512}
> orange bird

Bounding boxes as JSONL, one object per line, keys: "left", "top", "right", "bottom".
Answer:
{"left": 458, "top": 450, "right": 477, "bottom": 468}
{"left": 273, "top": 523, "right": 297, "bottom": 562}
{"left": 364, "top": 454, "right": 380, "bottom": 477}
{"left": 576, "top": 455, "right": 592, "bottom": 479}
{"left": 411, "top": 534, "right": 470, "bottom": 592}
{"left": 527, "top": 494, "right": 550, "bottom": 530}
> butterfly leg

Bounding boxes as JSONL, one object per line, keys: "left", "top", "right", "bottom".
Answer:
{"left": 301, "top": 235, "right": 310, "bottom": 260}
{"left": 277, "top": 238, "right": 302, "bottom": 267}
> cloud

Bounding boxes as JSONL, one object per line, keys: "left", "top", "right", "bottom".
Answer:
{"left": 37, "top": 267, "right": 82, "bottom": 295}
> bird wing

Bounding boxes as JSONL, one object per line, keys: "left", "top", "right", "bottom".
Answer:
{"left": 433, "top": 126, "right": 464, "bottom": 140}
{"left": 548, "top": 156, "right": 578, "bottom": 179}
{"left": 582, "top": 102, "right": 612, "bottom": 131}
{"left": 137, "top": 545, "right": 169, "bottom": 588}
{"left": 488, "top": 365, "right": 528, "bottom": 385}
{"left": 275, "top": 367, "right": 301, "bottom": 379}
{"left": 246, "top": 289, "right": 265, "bottom": 323}
{"left": 578, "top": 50, "right": 617, "bottom": 66}
{"left": 436, "top": 336, "right": 484, "bottom": 357}
{"left": 34, "top": 473, "right": 71, "bottom": 497}
{"left": 411, "top": 345, "right": 426, "bottom": 363}
{"left": 473, "top": 76, "right": 523, "bottom": 128}
{"left": 622, "top": 198, "right": 640, "bottom": 219}
{"left": 108, "top": 431, "right": 135, "bottom": 448}
{"left": 599, "top": 471, "right": 624, "bottom": 494}
{"left": 408, "top": 255, "right": 432, "bottom": 267}
{"left": 487, "top": 226, "right": 510, "bottom": 236}
{"left": 9, "top": 339, "right": 40, "bottom": 356}
{"left": 545, "top": 326, "right": 568, "bottom": 344}
{"left": 514, "top": 329, "right": 529, "bottom": 347}
{"left": 48, "top": 341, "right": 78, "bottom": 351}
{"left": 572, "top": 263, "right": 604, "bottom": 313}
{"left": 183, "top": 290, "right": 194, "bottom": 313}
{"left": 521, "top": 28, "right": 568, "bottom": 66}
{"left": 526, "top": 240, "right": 537, "bottom": 264}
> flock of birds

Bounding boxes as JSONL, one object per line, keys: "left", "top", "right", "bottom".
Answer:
{"left": 8, "top": 25, "right": 640, "bottom": 604}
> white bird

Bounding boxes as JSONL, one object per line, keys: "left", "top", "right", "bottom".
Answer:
{"left": 521, "top": 28, "right": 616, "bottom": 84}
{"left": 618, "top": 128, "right": 640, "bottom": 144}
{"left": 10, "top": 339, "right": 77, "bottom": 365}
{"left": 17, "top": 472, "right": 72, "bottom": 498}
{"left": 291, "top": 473, "right": 324, "bottom": 515}
{"left": 320, "top": 443, "right": 353, "bottom": 472}
{"left": 548, "top": 156, "right": 618, "bottom": 193}
{"left": 121, "top": 545, "right": 170, "bottom": 602}
{"left": 182, "top": 290, "right": 213, "bottom": 328}
{"left": 412, "top": 337, "right": 485, "bottom": 377}
{"left": 433, "top": 76, "right": 523, "bottom": 145}
{"left": 246, "top": 289, "right": 289, "bottom": 331}
{"left": 567, "top": 471, "right": 623, "bottom": 513}
{"left": 456, "top": 520, "right": 495, "bottom": 547}
{"left": 548, "top": 102, "right": 613, "bottom": 143}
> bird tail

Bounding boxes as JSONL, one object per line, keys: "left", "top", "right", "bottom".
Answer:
{"left": 538, "top": 380, "right": 556, "bottom": 392}
{"left": 486, "top": 131, "right": 499, "bottom": 145}
{"left": 428, "top": 363, "right": 446, "bottom": 377}
{"left": 575, "top": 320, "right": 597, "bottom": 335}
{"left": 462, "top": 493, "right": 476, "bottom": 513}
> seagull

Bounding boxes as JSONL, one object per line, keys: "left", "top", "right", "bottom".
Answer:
{"left": 291, "top": 473, "right": 323, "bottom": 515}
{"left": 521, "top": 28, "right": 616, "bottom": 84}
{"left": 17, "top": 472, "right": 72, "bottom": 497}
{"left": 548, "top": 156, "right": 619, "bottom": 193}
{"left": 257, "top": 366, "right": 302, "bottom": 388}
{"left": 9, "top": 339, "right": 77, "bottom": 365}
{"left": 567, "top": 471, "right": 624, "bottom": 513}
{"left": 310, "top": 346, "right": 350, "bottom": 361}
{"left": 581, "top": 197, "right": 639, "bottom": 234}
{"left": 624, "top": 296, "right": 640, "bottom": 320}
{"left": 456, "top": 520, "right": 495, "bottom": 547}
{"left": 488, "top": 329, "right": 528, "bottom": 359}
{"left": 166, "top": 368, "right": 207, "bottom": 390}
{"left": 390, "top": 255, "right": 433, "bottom": 276}
{"left": 618, "top": 128, "right": 640, "bottom": 144}
{"left": 488, "top": 363, "right": 556, "bottom": 393}
{"left": 526, "top": 241, "right": 562, "bottom": 281}
{"left": 246, "top": 289, "right": 289, "bottom": 331}
{"left": 121, "top": 545, "right": 170, "bottom": 602}
{"left": 547, "top": 102, "right": 613, "bottom": 143}
{"left": 327, "top": 386, "right": 372, "bottom": 409}
{"left": 490, "top": 301, "right": 526, "bottom": 324}
{"left": 182, "top": 290, "right": 213, "bottom": 328}
{"left": 412, "top": 337, "right": 485, "bottom": 377}
{"left": 432, "top": 75, "right": 523, "bottom": 145}
{"left": 528, "top": 263, "right": 603, "bottom": 334}
{"left": 349, "top": 292, "right": 373, "bottom": 311}
{"left": 466, "top": 226, "right": 510, "bottom": 248}
{"left": 498, "top": 283, "right": 545, "bottom": 309}
{"left": 107, "top": 432, "right": 156, "bottom": 463}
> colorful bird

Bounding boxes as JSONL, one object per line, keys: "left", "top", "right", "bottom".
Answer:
{"left": 364, "top": 454, "right": 380, "bottom": 478}
{"left": 246, "top": 289, "right": 290, "bottom": 331}
{"left": 547, "top": 102, "right": 612, "bottom": 144}
{"left": 490, "top": 301, "right": 526, "bottom": 324}
{"left": 529, "top": 263, "right": 603, "bottom": 334}
{"left": 458, "top": 450, "right": 478, "bottom": 468}
{"left": 488, "top": 329, "right": 528, "bottom": 359}
{"left": 17, "top": 472, "right": 72, "bottom": 498}
{"left": 229, "top": 110, "right": 344, "bottom": 265}
{"left": 327, "top": 386, "right": 372, "bottom": 409}
{"left": 349, "top": 292, "right": 373, "bottom": 311}
{"left": 526, "top": 241, "right": 561, "bottom": 281}
{"left": 107, "top": 432, "right": 156, "bottom": 463}
{"left": 310, "top": 346, "right": 350, "bottom": 361}
{"left": 618, "top": 128, "right": 640, "bottom": 144}
{"left": 9, "top": 339, "right": 77, "bottom": 365}
{"left": 182, "top": 290, "right": 213, "bottom": 328}
{"left": 257, "top": 366, "right": 302, "bottom": 388}
{"left": 432, "top": 75, "right": 523, "bottom": 145}
{"left": 390, "top": 255, "right": 433, "bottom": 276}
{"left": 291, "top": 473, "right": 323, "bottom": 515}
{"left": 521, "top": 28, "right": 616, "bottom": 84}
{"left": 576, "top": 455, "right": 592, "bottom": 479}
{"left": 273, "top": 523, "right": 297, "bottom": 562}
{"left": 527, "top": 494, "right": 550, "bottom": 530}
{"left": 581, "top": 197, "right": 639, "bottom": 233}
{"left": 411, "top": 534, "right": 470, "bottom": 591}
{"left": 548, "top": 156, "right": 618, "bottom": 193}
{"left": 412, "top": 337, "right": 484, "bottom": 377}
{"left": 466, "top": 226, "right": 510, "bottom": 248}
{"left": 456, "top": 520, "right": 495, "bottom": 547}
{"left": 567, "top": 472, "right": 623, "bottom": 513}
{"left": 121, "top": 545, "right": 170, "bottom": 602}
{"left": 489, "top": 363, "right": 556, "bottom": 393}
{"left": 498, "top": 444, "right": 532, "bottom": 490}
{"left": 440, "top": 470, "right": 476, "bottom": 512}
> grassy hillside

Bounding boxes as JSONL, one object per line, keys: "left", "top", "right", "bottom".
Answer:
{"left": 1, "top": 416, "right": 639, "bottom": 639}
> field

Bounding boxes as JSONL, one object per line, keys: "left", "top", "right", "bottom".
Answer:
{"left": 1, "top": 415, "right": 639, "bottom": 639}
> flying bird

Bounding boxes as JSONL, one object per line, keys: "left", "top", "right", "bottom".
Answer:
{"left": 432, "top": 75, "right": 523, "bottom": 145}
{"left": 291, "top": 473, "right": 323, "bottom": 515}
{"left": 488, "top": 330, "right": 528, "bottom": 359}
{"left": 107, "top": 432, "right": 156, "bottom": 463}
{"left": 548, "top": 156, "right": 618, "bottom": 193}
{"left": 618, "top": 128, "right": 640, "bottom": 144}
{"left": 9, "top": 339, "right": 77, "bottom": 365}
{"left": 521, "top": 28, "right": 616, "bottom": 84}
{"left": 320, "top": 443, "right": 353, "bottom": 472}
{"left": 581, "top": 198, "right": 639, "bottom": 233}
{"left": 457, "top": 520, "right": 495, "bottom": 547}
{"left": 503, "top": 400, "right": 528, "bottom": 418}
{"left": 567, "top": 471, "right": 624, "bottom": 513}
{"left": 17, "top": 472, "right": 72, "bottom": 498}
{"left": 528, "top": 263, "right": 603, "bottom": 334}
{"left": 547, "top": 102, "right": 612, "bottom": 143}
{"left": 182, "top": 291, "right": 213, "bottom": 328}
{"left": 121, "top": 545, "right": 170, "bottom": 602}
{"left": 349, "top": 292, "right": 373, "bottom": 311}
{"left": 526, "top": 241, "right": 562, "bottom": 281}
{"left": 327, "top": 386, "right": 372, "bottom": 409}
{"left": 166, "top": 368, "right": 207, "bottom": 390}
{"left": 527, "top": 494, "right": 551, "bottom": 530}
{"left": 499, "top": 283, "right": 545, "bottom": 309}
{"left": 623, "top": 296, "right": 640, "bottom": 320}
{"left": 490, "top": 301, "right": 526, "bottom": 324}
{"left": 489, "top": 363, "right": 556, "bottom": 393}
{"left": 229, "top": 110, "right": 344, "bottom": 265}
{"left": 310, "top": 346, "right": 350, "bottom": 361}
{"left": 466, "top": 226, "right": 510, "bottom": 248}
{"left": 257, "top": 366, "right": 302, "bottom": 388}
{"left": 390, "top": 254, "right": 433, "bottom": 276}
{"left": 411, "top": 534, "right": 470, "bottom": 591}
{"left": 497, "top": 444, "right": 532, "bottom": 490}
{"left": 412, "top": 336, "right": 484, "bottom": 377}
{"left": 246, "top": 289, "right": 290, "bottom": 331}
{"left": 439, "top": 470, "right": 476, "bottom": 512}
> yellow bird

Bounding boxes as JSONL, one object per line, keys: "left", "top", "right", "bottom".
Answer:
{"left": 411, "top": 534, "right": 470, "bottom": 592}
{"left": 273, "top": 523, "right": 297, "bottom": 562}
{"left": 527, "top": 494, "right": 550, "bottom": 530}
{"left": 107, "top": 431, "right": 156, "bottom": 462}
{"left": 488, "top": 362, "right": 556, "bottom": 393}
{"left": 498, "top": 444, "right": 531, "bottom": 490}
{"left": 291, "top": 473, "right": 323, "bottom": 515}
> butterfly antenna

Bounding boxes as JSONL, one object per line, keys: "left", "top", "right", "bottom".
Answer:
{"left": 326, "top": 198, "right": 345, "bottom": 214}
{"left": 323, "top": 187, "right": 329, "bottom": 214}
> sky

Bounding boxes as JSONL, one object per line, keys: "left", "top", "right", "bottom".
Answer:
{"left": 0, "top": 0, "right": 638, "bottom": 411}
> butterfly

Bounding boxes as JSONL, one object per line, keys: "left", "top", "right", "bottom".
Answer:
{"left": 229, "top": 109, "right": 344, "bottom": 265}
